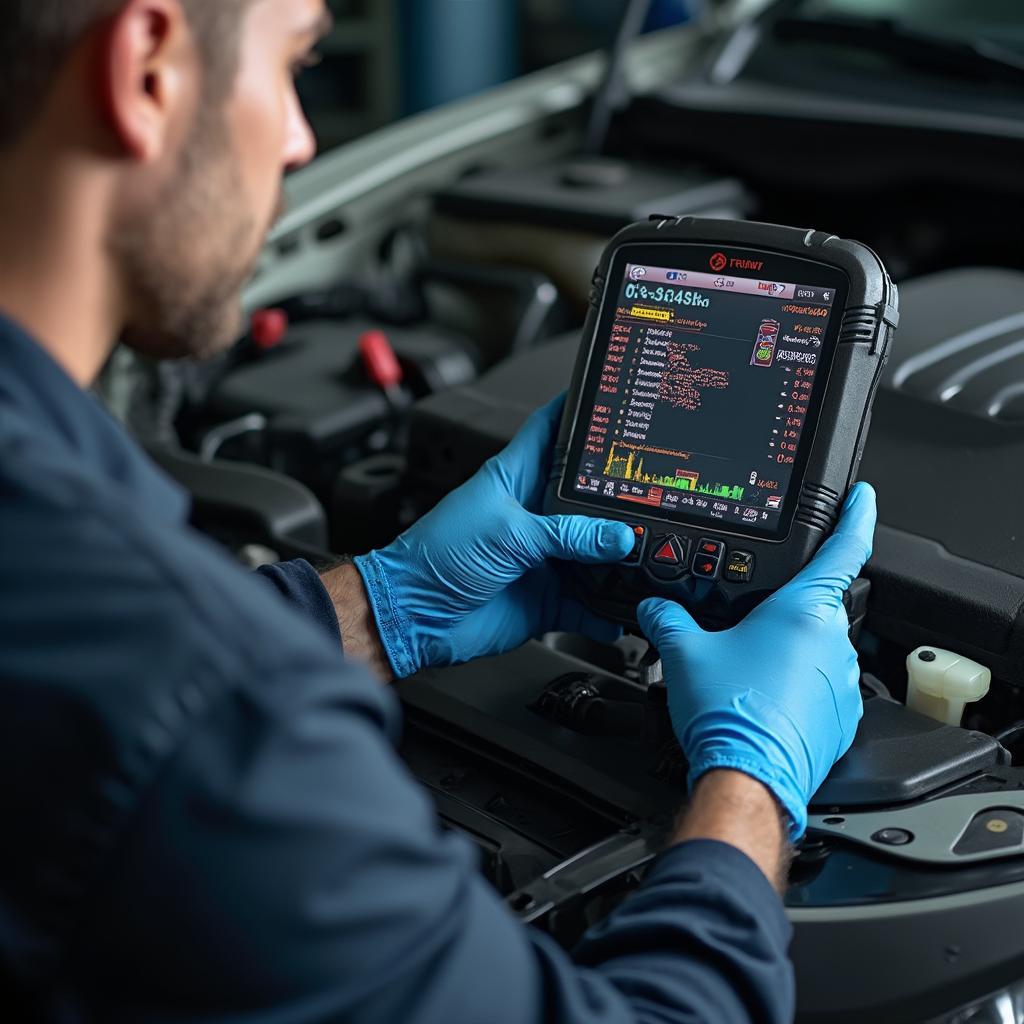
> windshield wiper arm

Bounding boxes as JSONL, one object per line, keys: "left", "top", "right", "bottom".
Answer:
{"left": 774, "top": 13, "right": 1024, "bottom": 86}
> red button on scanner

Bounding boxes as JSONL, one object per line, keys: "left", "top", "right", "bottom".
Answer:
{"left": 692, "top": 541, "right": 723, "bottom": 580}
{"left": 647, "top": 535, "right": 689, "bottom": 581}
{"left": 653, "top": 540, "right": 680, "bottom": 565}
{"left": 623, "top": 525, "right": 646, "bottom": 565}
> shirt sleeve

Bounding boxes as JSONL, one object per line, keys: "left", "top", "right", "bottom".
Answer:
{"left": 254, "top": 559, "right": 343, "bottom": 649}
{"left": 69, "top": 649, "right": 793, "bottom": 1024}
{"left": 572, "top": 841, "right": 794, "bottom": 1023}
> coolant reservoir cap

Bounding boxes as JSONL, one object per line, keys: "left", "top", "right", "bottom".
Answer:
{"left": 907, "top": 647, "right": 991, "bottom": 701}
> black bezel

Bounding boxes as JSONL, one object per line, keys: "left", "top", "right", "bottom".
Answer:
{"left": 544, "top": 216, "right": 897, "bottom": 628}
{"left": 557, "top": 241, "right": 850, "bottom": 543}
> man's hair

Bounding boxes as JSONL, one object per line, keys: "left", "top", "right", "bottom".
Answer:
{"left": 0, "top": 0, "right": 253, "bottom": 148}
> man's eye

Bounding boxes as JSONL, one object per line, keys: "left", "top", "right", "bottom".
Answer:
{"left": 291, "top": 51, "right": 323, "bottom": 79}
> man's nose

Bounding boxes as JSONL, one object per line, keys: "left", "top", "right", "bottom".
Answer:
{"left": 284, "top": 94, "right": 317, "bottom": 173}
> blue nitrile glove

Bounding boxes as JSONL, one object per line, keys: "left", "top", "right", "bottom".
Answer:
{"left": 638, "top": 482, "right": 877, "bottom": 840}
{"left": 354, "top": 396, "right": 635, "bottom": 679}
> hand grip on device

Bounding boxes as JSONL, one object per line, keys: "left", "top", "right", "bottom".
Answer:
{"left": 355, "top": 397, "right": 636, "bottom": 678}
{"left": 638, "top": 482, "right": 877, "bottom": 840}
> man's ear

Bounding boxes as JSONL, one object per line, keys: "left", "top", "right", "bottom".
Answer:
{"left": 100, "top": 0, "right": 195, "bottom": 161}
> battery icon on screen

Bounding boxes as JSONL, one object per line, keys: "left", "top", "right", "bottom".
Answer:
{"left": 751, "top": 319, "right": 781, "bottom": 368}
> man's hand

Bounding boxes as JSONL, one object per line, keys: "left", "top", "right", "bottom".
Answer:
{"left": 639, "top": 483, "right": 877, "bottom": 841}
{"left": 352, "top": 396, "right": 635, "bottom": 679}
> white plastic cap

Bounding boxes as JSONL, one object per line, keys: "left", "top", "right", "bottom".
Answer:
{"left": 905, "top": 647, "right": 992, "bottom": 726}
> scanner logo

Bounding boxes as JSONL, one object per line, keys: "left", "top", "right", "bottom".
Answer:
{"left": 710, "top": 251, "right": 766, "bottom": 273}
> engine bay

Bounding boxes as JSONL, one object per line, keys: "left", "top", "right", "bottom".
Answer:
{"left": 101, "top": 11, "right": 1024, "bottom": 1021}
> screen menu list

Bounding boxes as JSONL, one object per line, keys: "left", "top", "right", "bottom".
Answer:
{"left": 572, "top": 262, "right": 838, "bottom": 534}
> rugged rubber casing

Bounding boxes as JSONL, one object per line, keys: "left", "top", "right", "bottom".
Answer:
{"left": 543, "top": 216, "right": 898, "bottom": 626}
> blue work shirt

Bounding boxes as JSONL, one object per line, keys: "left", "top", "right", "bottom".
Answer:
{"left": 0, "top": 316, "right": 794, "bottom": 1022}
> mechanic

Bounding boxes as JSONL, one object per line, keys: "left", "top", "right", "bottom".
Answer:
{"left": 0, "top": 1, "right": 876, "bottom": 1022}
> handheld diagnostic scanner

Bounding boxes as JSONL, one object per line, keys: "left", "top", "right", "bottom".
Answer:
{"left": 544, "top": 216, "right": 898, "bottom": 627}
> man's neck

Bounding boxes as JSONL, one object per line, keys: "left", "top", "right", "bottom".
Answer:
{"left": 0, "top": 146, "right": 122, "bottom": 389}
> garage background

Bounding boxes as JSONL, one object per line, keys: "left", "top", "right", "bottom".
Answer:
{"left": 298, "top": 0, "right": 700, "bottom": 151}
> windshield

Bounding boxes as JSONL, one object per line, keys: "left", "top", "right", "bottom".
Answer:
{"left": 798, "top": 0, "right": 1024, "bottom": 52}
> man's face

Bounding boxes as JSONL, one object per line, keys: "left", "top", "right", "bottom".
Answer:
{"left": 114, "top": 0, "right": 327, "bottom": 361}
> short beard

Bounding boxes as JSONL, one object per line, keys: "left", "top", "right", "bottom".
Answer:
{"left": 111, "top": 103, "right": 260, "bottom": 362}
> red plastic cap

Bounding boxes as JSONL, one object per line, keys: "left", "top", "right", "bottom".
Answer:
{"left": 359, "top": 329, "right": 404, "bottom": 391}
{"left": 251, "top": 308, "right": 289, "bottom": 350}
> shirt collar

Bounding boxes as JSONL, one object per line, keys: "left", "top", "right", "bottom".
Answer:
{"left": 0, "top": 314, "right": 190, "bottom": 526}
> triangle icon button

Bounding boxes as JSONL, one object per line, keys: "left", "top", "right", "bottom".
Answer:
{"left": 653, "top": 539, "right": 680, "bottom": 565}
